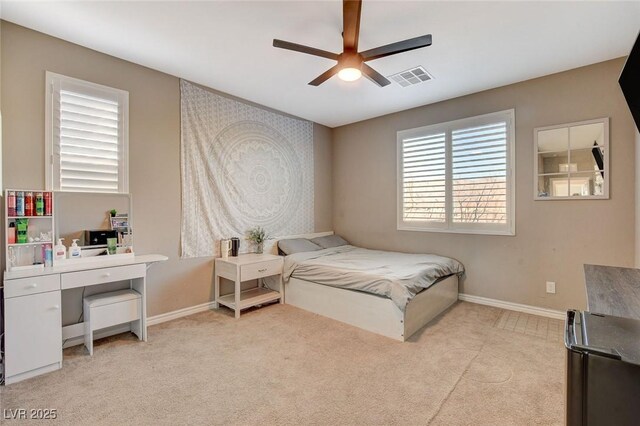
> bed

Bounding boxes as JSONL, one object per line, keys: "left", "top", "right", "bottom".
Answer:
{"left": 274, "top": 233, "right": 464, "bottom": 341}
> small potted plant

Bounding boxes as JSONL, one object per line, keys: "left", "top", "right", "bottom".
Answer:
{"left": 246, "top": 226, "right": 270, "bottom": 254}
{"left": 109, "top": 209, "right": 117, "bottom": 217}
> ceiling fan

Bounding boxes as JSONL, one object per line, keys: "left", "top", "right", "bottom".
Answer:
{"left": 272, "top": 0, "right": 432, "bottom": 87}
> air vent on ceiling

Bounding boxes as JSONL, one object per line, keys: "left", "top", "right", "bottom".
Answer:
{"left": 389, "top": 66, "right": 433, "bottom": 87}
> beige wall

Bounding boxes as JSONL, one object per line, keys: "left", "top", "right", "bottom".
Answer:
{"left": 332, "top": 58, "right": 636, "bottom": 311}
{"left": 1, "top": 21, "right": 333, "bottom": 316}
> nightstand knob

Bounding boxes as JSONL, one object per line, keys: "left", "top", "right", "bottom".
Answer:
{"left": 258, "top": 268, "right": 267, "bottom": 272}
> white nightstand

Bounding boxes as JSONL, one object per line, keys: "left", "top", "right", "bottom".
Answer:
{"left": 214, "top": 254, "right": 284, "bottom": 318}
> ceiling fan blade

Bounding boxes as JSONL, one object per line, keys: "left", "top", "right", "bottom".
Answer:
{"left": 309, "top": 65, "right": 342, "bottom": 86}
{"left": 342, "top": 0, "right": 362, "bottom": 51}
{"left": 360, "top": 34, "right": 432, "bottom": 62}
{"left": 273, "top": 39, "right": 339, "bottom": 61}
{"left": 361, "top": 63, "right": 391, "bottom": 87}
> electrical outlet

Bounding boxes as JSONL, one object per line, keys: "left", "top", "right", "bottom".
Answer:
{"left": 546, "top": 281, "right": 556, "bottom": 294}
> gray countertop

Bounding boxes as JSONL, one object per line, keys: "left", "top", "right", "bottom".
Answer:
{"left": 584, "top": 264, "right": 640, "bottom": 321}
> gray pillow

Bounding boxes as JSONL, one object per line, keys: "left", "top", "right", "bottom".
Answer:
{"left": 277, "top": 238, "right": 322, "bottom": 256}
{"left": 310, "top": 235, "right": 349, "bottom": 249}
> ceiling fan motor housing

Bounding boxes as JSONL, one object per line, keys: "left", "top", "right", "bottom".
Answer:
{"left": 339, "top": 51, "right": 363, "bottom": 69}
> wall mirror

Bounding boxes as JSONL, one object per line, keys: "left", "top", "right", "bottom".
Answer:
{"left": 534, "top": 117, "right": 609, "bottom": 200}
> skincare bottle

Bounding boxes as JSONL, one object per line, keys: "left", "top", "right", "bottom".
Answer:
{"left": 54, "top": 238, "right": 66, "bottom": 261}
{"left": 44, "top": 244, "right": 53, "bottom": 267}
{"left": 7, "top": 222, "right": 16, "bottom": 244}
{"left": 69, "top": 239, "right": 82, "bottom": 258}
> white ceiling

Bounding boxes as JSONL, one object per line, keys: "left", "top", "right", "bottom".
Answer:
{"left": 2, "top": 1, "right": 639, "bottom": 128}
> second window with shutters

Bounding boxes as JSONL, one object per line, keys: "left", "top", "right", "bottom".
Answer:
{"left": 397, "top": 110, "right": 515, "bottom": 235}
{"left": 45, "top": 72, "right": 129, "bottom": 193}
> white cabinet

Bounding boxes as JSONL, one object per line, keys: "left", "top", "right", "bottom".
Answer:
{"left": 4, "top": 290, "right": 62, "bottom": 382}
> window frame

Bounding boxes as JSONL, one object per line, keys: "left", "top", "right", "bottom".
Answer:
{"left": 396, "top": 109, "right": 516, "bottom": 236}
{"left": 45, "top": 71, "right": 129, "bottom": 193}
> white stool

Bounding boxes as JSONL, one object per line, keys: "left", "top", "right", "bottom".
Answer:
{"left": 83, "top": 289, "right": 142, "bottom": 356}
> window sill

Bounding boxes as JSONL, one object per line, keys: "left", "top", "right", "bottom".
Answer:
{"left": 397, "top": 224, "right": 515, "bottom": 237}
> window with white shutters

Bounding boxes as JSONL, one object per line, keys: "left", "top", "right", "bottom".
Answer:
{"left": 397, "top": 110, "right": 515, "bottom": 235}
{"left": 46, "top": 72, "right": 129, "bottom": 193}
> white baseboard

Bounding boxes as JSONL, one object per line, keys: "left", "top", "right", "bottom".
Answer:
{"left": 147, "top": 301, "right": 217, "bottom": 326}
{"left": 458, "top": 293, "right": 566, "bottom": 320}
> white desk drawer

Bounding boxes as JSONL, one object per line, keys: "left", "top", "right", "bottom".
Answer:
{"left": 4, "top": 274, "right": 61, "bottom": 299}
{"left": 241, "top": 259, "right": 282, "bottom": 281}
{"left": 61, "top": 264, "right": 146, "bottom": 290}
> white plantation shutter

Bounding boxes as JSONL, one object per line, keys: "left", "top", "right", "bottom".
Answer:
{"left": 452, "top": 122, "right": 508, "bottom": 224}
{"left": 47, "top": 72, "right": 128, "bottom": 193}
{"left": 401, "top": 132, "right": 447, "bottom": 224}
{"left": 398, "top": 110, "right": 515, "bottom": 235}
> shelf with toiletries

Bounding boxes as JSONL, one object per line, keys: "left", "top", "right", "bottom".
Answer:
{"left": 49, "top": 192, "right": 135, "bottom": 268}
{"left": 5, "top": 189, "right": 55, "bottom": 272}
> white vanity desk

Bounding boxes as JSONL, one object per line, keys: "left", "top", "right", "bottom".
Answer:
{"left": 3, "top": 254, "right": 167, "bottom": 385}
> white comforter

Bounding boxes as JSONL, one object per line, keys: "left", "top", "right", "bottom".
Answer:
{"left": 283, "top": 245, "right": 464, "bottom": 311}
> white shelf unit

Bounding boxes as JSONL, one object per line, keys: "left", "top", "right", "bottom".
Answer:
{"left": 5, "top": 189, "right": 56, "bottom": 271}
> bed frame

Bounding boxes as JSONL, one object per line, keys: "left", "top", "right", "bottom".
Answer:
{"left": 268, "top": 232, "right": 458, "bottom": 341}
{"left": 284, "top": 274, "right": 458, "bottom": 342}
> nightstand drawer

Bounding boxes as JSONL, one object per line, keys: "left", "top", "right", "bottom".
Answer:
{"left": 241, "top": 259, "right": 282, "bottom": 281}
{"left": 4, "top": 274, "right": 61, "bottom": 298}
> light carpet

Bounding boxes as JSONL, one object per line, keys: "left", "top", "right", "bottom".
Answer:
{"left": 0, "top": 302, "right": 565, "bottom": 425}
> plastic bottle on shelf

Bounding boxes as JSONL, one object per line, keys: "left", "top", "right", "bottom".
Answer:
{"left": 44, "top": 192, "right": 52, "bottom": 216}
{"left": 16, "top": 191, "right": 25, "bottom": 216}
{"left": 25, "top": 192, "right": 34, "bottom": 216}
{"left": 69, "top": 239, "right": 82, "bottom": 259}
{"left": 7, "top": 191, "right": 16, "bottom": 216}
{"left": 42, "top": 244, "right": 53, "bottom": 268}
{"left": 35, "top": 192, "right": 44, "bottom": 216}
{"left": 7, "top": 222, "right": 16, "bottom": 244}
{"left": 16, "top": 219, "right": 28, "bottom": 244}
{"left": 54, "top": 238, "right": 66, "bottom": 261}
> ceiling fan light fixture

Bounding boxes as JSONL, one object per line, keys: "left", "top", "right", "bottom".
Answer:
{"left": 338, "top": 67, "right": 362, "bottom": 82}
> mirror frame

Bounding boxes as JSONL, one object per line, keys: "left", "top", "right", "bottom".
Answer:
{"left": 533, "top": 117, "right": 609, "bottom": 201}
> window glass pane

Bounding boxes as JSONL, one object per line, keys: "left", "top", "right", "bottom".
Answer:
{"left": 402, "top": 132, "right": 446, "bottom": 223}
{"left": 452, "top": 122, "right": 507, "bottom": 224}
